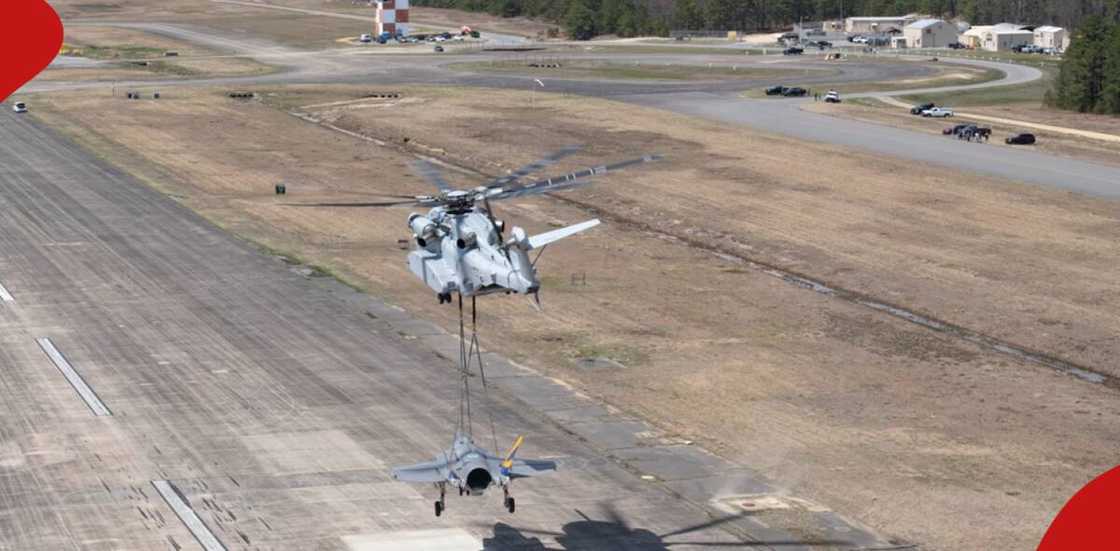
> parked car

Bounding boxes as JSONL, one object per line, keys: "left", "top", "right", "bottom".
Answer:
{"left": 910, "top": 102, "right": 935, "bottom": 115}
{"left": 1006, "top": 133, "right": 1036, "bottom": 145}
{"left": 781, "top": 87, "right": 808, "bottom": 97}
{"left": 922, "top": 107, "right": 954, "bottom": 118}
{"left": 824, "top": 90, "right": 841, "bottom": 103}
{"left": 433, "top": 45, "right": 445, "bottom": 53}
{"left": 943, "top": 123, "right": 971, "bottom": 135}
{"left": 783, "top": 47, "right": 804, "bottom": 55}
{"left": 816, "top": 40, "right": 832, "bottom": 49}
{"left": 359, "top": 33, "right": 373, "bottom": 43}
{"left": 948, "top": 42, "right": 966, "bottom": 49}
{"left": 765, "top": 85, "right": 786, "bottom": 96}
{"left": 12, "top": 101, "right": 27, "bottom": 113}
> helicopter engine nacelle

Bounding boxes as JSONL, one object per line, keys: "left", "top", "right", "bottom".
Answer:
{"left": 409, "top": 214, "right": 437, "bottom": 248}
{"left": 457, "top": 232, "right": 477, "bottom": 250}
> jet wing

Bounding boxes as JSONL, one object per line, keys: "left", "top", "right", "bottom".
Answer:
{"left": 391, "top": 457, "right": 450, "bottom": 483}
{"left": 497, "top": 457, "right": 559, "bottom": 479}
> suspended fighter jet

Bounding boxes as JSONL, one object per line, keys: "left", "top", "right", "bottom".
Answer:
{"left": 392, "top": 433, "right": 556, "bottom": 517}
{"left": 299, "top": 146, "right": 660, "bottom": 305}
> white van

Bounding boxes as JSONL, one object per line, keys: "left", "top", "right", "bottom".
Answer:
{"left": 12, "top": 101, "right": 28, "bottom": 113}
{"left": 359, "top": 33, "right": 373, "bottom": 43}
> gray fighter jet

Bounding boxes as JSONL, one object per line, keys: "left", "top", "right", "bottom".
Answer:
{"left": 300, "top": 147, "right": 660, "bottom": 305}
{"left": 392, "top": 433, "right": 557, "bottom": 516}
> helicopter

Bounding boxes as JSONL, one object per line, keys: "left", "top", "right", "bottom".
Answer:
{"left": 300, "top": 146, "right": 660, "bottom": 307}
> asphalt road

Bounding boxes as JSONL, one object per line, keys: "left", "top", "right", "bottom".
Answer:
{"left": 0, "top": 109, "right": 882, "bottom": 549}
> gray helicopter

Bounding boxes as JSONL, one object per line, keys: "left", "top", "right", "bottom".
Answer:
{"left": 392, "top": 433, "right": 556, "bottom": 517}
{"left": 303, "top": 146, "right": 660, "bottom": 306}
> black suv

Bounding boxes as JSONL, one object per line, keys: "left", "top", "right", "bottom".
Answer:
{"left": 1006, "top": 133, "right": 1036, "bottom": 145}
{"left": 783, "top": 47, "right": 804, "bottom": 55}
{"left": 781, "top": 87, "right": 808, "bottom": 97}
{"left": 765, "top": 85, "right": 786, "bottom": 96}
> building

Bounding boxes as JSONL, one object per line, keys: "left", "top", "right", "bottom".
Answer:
{"left": 845, "top": 16, "right": 916, "bottom": 35}
{"left": 962, "top": 23, "right": 1032, "bottom": 51}
{"left": 903, "top": 19, "right": 959, "bottom": 48}
{"left": 1034, "top": 26, "right": 1067, "bottom": 50}
{"left": 375, "top": 0, "right": 410, "bottom": 36}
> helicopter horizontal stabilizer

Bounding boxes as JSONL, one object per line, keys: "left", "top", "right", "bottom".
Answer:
{"left": 527, "top": 219, "right": 600, "bottom": 250}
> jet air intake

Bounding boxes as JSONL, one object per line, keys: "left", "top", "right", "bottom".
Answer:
{"left": 466, "top": 467, "right": 492, "bottom": 493}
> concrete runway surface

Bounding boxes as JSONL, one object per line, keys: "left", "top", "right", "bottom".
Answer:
{"left": 0, "top": 110, "right": 885, "bottom": 549}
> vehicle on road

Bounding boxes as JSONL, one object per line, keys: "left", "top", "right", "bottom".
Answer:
{"left": 783, "top": 47, "right": 804, "bottom": 55}
{"left": 1006, "top": 133, "right": 1036, "bottom": 145}
{"left": 911, "top": 102, "right": 935, "bottom": 115}
{"left": 816, "top": 40, "right": 832, "bottom": 49}
{"left": 12, "top": 101, "right": 27, "bottom": 113}
{"left": 781, "top": 87, "right": 808, "bottom": 97}
{"left": 434, "top": 45, "right": 445, "bottom": 53}
{"left": 948, "top": 42, "right": 966, "bottom": 49}
{"left": 765, "top": 85, "right": 786, "bottom": 96}
{"left": 824, "top": 90, "right": 841, "bottom": 103}
{"left": 359, "top": 33, "right": 372, "bottom": 43}
{"left": 922, "top": 107, "right": 954, "bottom": 118}
{"left": 943, "top": 123, "right": 971, "bottom": 136}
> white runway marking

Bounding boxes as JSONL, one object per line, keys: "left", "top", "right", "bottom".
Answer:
{"left": 36, "top": 337, "right": 112, "bottom": 416}
{"left": 342, "top": 529, "right": 481, "bottom": 551}
{"left": 152, "top": 480, "right": 228, "bottom": 551}
{"left": 0, "top": 282, "right": 13, "bottom": 302}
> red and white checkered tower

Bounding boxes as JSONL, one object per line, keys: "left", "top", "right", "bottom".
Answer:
{"left": 376, "top": 0, "right": 410, "bottom": 36}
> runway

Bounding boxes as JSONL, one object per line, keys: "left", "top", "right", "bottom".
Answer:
{"left": 0, "top": 110, "right": 881, "bottom": 549}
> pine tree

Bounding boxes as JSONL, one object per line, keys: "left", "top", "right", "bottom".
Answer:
{"left": 1100, "top": 22, "right": 1120, "bottom": 113}
{"left": 673, "top": 0, "right": 705, "bottom": 30}
{"left": 565, "top": 0, "right": 598, "bottom": 40}
{"left": 1053, "top": 16, "right": 1111, "bottom": 112}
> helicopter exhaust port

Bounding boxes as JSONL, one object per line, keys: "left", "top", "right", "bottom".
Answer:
{"left": 457, "top": 232, "right": 477, "bottom": 250}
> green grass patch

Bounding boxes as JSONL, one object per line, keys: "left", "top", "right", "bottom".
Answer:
{"left": 900, "top": 67, "right": 1057, "bottom": 107}
{"left": 451, "top": 59, "right": 811, "bottom": 81}
{"left": 67, "top": 44, "right": 169, "bottom": 60}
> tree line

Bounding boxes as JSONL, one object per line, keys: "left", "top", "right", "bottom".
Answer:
{"left": 1049, "top": 15, "right": 1120, "bottom": 114}
{"left": 410, "top": 0, "right": 1120, "bottom": 39}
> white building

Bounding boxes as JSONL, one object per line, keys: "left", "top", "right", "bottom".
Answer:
{"left": 1034, "top": 26, "right": 1067, "bottom": 50}
{"left": 962, "top": 23, "right": 1032, "bottom": 51}
{"left": 845, "top": 16, "right": 916, "bottom": 35}
{"left": 903, "top": 19, "right": 959, "bottom": 48}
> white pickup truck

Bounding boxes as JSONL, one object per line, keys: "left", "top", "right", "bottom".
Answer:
{"left": 921, "top": 107, "right": 954, "bottom": 118}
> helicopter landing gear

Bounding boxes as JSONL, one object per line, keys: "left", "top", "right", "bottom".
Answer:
{"left": 434, "top": 483, "right": 447, "bottom": 517}
{"left": 438, "top": 292, "right": 452, "bottom": 304}
{"left": 503, "top": 488, "right": 515, "bottom": 514}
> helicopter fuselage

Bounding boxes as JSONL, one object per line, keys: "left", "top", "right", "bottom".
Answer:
{"left": 407, "top": 207, "right": 538, "bottom": 299}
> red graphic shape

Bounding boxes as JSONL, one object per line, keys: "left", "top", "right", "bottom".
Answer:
{"left": 1038, "top": 465, "right": 1120, "bottom": 550}
{"left": 1, "top": 0, "right": 63, "bottom": 102}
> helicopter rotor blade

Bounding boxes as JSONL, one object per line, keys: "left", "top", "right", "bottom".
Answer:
{"left": 412, "top": 159, "right": 454, "bottom": 193}
{"left": 487, "top": 145, "right": 583, "bottom": 188}
{"left": 286, "top": 198, "right": 425, "bottom": 208}
{"left": 488, "top": 154, "right": 661, "bottom": 202}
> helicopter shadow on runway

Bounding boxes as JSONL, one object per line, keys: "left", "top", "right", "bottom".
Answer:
{"left": 480, "top": 504, "right": 854, "bottom": 550}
